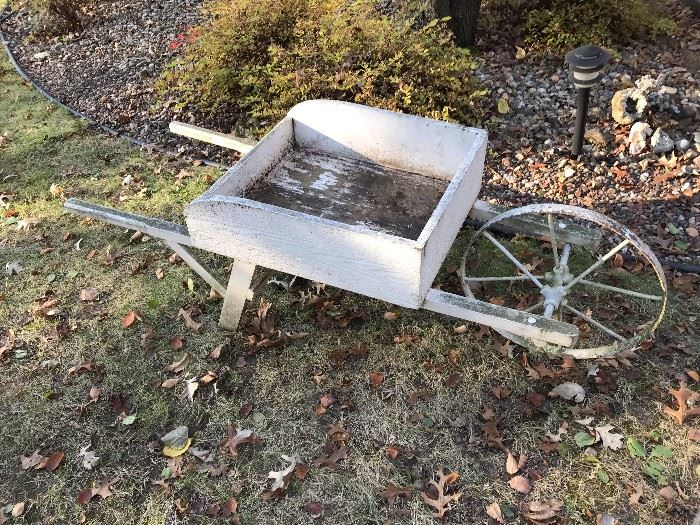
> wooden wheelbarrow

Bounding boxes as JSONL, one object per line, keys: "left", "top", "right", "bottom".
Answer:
{"left": 65, "top": 100, "right": 667, "bottom": 358}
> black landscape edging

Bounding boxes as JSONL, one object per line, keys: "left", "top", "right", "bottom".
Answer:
{"left": 0, "top": 6, "right": 227, "bottom": 170}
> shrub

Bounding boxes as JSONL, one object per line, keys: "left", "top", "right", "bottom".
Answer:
{"left": 482, "top": 0, "right": 675, "bottom": 52}
{"left": 159, "top": 0, "right": 484, "bottom": 137}
{"left": 26, "top": 0, "right": 92, "bottom": 34}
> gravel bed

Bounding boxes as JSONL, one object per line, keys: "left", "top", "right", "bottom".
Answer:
{"left": 1, "top": 0, "right": 698, "bottom": 262}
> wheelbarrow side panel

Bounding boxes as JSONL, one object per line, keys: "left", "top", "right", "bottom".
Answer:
{"left": 185, "top": 196, "right": 425, "bottom": 308}
{"left": 418, "top": 131, "right": 487, "bottom": 300}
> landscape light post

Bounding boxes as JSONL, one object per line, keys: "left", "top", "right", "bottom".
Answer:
{"left": 565, "top": 44, "right": 610, "bottom": 157}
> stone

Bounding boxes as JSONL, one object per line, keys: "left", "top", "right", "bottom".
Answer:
{"left": 651, "top": 128, "right": 674, "bottom": 154}
{"left": 32, "top": 51, "right": 49, "bottom": 61}
{"left": 584, "top": 128, "right": 607, "bottom": 147}
{"left": 675, "top": 139, "right": 691, "bottom": 152}
{"left": 628, "top": 122, "right": 651, "bottom": 155}
{"left": 694, "top": 132, "right": 700, "bottom": 145}
{"left": 611, "top": 88, "right": 647, "bottom": 125}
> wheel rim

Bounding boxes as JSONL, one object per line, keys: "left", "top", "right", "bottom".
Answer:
{"left": 459, "top": 203, "right": 668, "bottom": 359}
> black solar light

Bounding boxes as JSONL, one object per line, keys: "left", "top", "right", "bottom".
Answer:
{"left": 565, "top": 44, "right": 611, "bottom": 157}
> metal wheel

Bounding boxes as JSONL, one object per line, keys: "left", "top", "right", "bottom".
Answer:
{"left": 459, "top": 203, "right": 667, "bottom": 359}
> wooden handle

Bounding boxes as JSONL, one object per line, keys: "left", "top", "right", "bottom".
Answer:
{"left": 169, "top": 121, "right": 256, "bottom": 155}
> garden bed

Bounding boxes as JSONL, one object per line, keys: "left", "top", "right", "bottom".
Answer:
{"left": 0, "top": 0, "right": 698, "bottom": 265}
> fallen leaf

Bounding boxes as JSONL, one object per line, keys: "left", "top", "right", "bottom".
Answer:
{"left": 313, "top": 446, "right": 348, "bottom": 469}
{"left": 627, "top": 482, "right": 644, "bottom": 505}
{"left": 78, "top": 445, "right": 100, "bottom": 470}
{"left": 508, "top": 475, "right": 532, "bottom": 494}
{"left": 595, "top": 424, "right": 624, "bottom": 450}
{"left": 161, "top": 426, "right": 191, "bottom": 457}
{"left": 658, "top": 485, "right": 677, "bottom": 504}
{"left": 164, "top": 353, "right": 190, "bottom": 373}
{"left": 497, "top": 95, "right": 510, "bottom": 114}
{"left": 421, "top": 469, "right": 462, "bottom": 518}
{"left": 295, "top": 463, "right": 310, "bottom": 480}
{"left": 267, "top": 455, "right": 298, "bottom": 494}
{"left": 486, "top": 501, "right": 504, "bottom": 523}
{"left": 20, "top": 450, "right": 44, "bottom": 470}
{"left": 11, "top": 502, "right": 25, "bottom": 518}
{"left": 491, "top": 386, "right": 512, "bottom": 399}
{"left": 515, "top": 46, "right": 526, "bottom": 59}
{"left": 520, "top": 499, "right": 564, "bottom": 524}
{"left": 369, "top": 371, "right": 384, "bottom": 386}
{"left": 689, "top": 428, "right": 700, "bottom": 442}
{"left": 79, "top": 288, "right": 100, "bottom": 302}
{"left": 207, "top": 344, "right": 224, "bottom": 359}
{"left": 77, "top": 479, "right": 117, "bottom": 505}
{"left": 184, "top": 377, "right": 199, "bottom": 403}
{"left": 549, "top": 382, "right": 586, "bottom": 402}
{"left": 446, "top": 373, "right": 462, "bottom": 388}
{"left": 239, "top": 401, "right": 254, "bottom": 418}
{"left": 662, "top": 382, "right": 700, "bottom": 425}
{"left": 221, "top": 426, "right": 260, "bottom": 458}
{"left": 506, "top": 451, "right": 527, "bottom": 475}
{"left": 383, "top": 311, "right": 399, "bottom": 320}
{"left": 169, "top": 336, "right": 183, "bottom": 350}
{"left": 453, "top": 325, "right": 467, "bottom": 334}
{"left": 178, "top": 308, "right": 203, "bottom": 332}
{"left": 121, "top": 310, "right": 139, "bottom": 328}
{"left": 380, "top": 484, "right": 414, "bottom": 505}
{"left": 42, "top": 451, "right": 64, "bottom": 471}
{"left": 89, "top": 386, "right": 101, "bottom": 401}
{"left": 304, "top": 501, "right": 324, "bottom": 518}
{"left": 222, "top": 497, "right": 238, "bottom": 516}
{"left": 161, "top": 378, "right": 179, "bottom": 389}
{"left": 596, "top": 513, "right": 619, "bottom": 525}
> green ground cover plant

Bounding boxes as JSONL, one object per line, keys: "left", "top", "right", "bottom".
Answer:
{"left": 1, "top": 52, "right": 699, "bottom": 524}
{"left": 158, "top": 0, "right": 483, "bottom": 138}
{"left": 482, "top": 0, "right": 675, "bottom": 52}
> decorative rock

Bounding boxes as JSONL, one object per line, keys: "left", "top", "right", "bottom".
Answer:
{"left": 584, "top": 127, "right": 607, "bottom": 147}
{"left": 694, "top": 132, "right": 700, "bottom": 145}
{"left": 611, "top": 88, "right": 647, "bottom": 125}
{"left": 628, "top": 122, "right": 651, "bottom": 155}
{"left": 651, "top": 128, "right": 674, "bottom": 154}
{"left": 32, "top": 51, "right": 49, "bottom": 60}
{"left": 675, "top": 139, "right": 691, "bottom": 152}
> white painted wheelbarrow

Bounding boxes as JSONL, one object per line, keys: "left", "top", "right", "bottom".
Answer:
{"left": 65, "top": 100, "right": 667, "bottom": 359}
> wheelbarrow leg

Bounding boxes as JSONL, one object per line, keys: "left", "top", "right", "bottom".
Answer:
{"left": 219, "top": 260, "right": 256, "bottom": 330}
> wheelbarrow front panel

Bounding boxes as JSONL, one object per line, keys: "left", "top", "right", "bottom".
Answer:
{"left": 185, "top": 100, "right": 487, "bottom": 308}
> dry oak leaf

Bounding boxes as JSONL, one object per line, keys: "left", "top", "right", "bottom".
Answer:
{"left": 662, "top": 382, "right": 700, "bottom": 425}
{"left": 40, "top": 451, "right": 64, "bottom": 472}
{"left": 78, "top": 445, "right": 100, "bottom": 470}
{"left": 369, "top": 371, "right": 384, "bottom": 386}
{"left": 89, "top": 386, "right": 101, "bottom": 402}
{"left": 379, "top": 484, "right": 414, "bottom": 505}
{"left": 508, "top": 475, "right": 532, "bottom": 494}
{"left": 11, "top": 502, "right": 25, "bottom": 518}
{"left": 20, "top": 450, "right": 45, "bottom": 470}
{"left": 689, "top": 428, "right": 700, "bottom": 442}
{"left": 221, "top": 426, "right": 260, "bottom": 458}
{"left": 520, "top": 499, "right": 564, "bottom": 524}
{"left": 77, "top": 478, "right": 118, "bottom": 505}
{"left": 421, "top": 469, "right": 462, "bottom": 518}
{"left": 222, "top": 497, "right": 238, "bottom": 516}
{"left": 595, "top": 424, "right": 624, "bottom": 450}
{"left": 178, "top": 308, "right": 203, "bottom": 332}
{"left": 549, "top": 382, "right": 586, "bottom": 402}
{"left": 304, "top": 502, "right": 324, "bottom": 519}
{"left": 313, "top": 446, "right": 348, "bottom": 469}
{"left": 486, "top": 501, "right": 504, "bottom": 523}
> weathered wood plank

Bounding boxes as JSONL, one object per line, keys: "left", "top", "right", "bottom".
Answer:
{"left": 468, "top": 200, "right": 602, "bottom": 249}
{"left": 166, "top": 242, "right": 227, "bottom": 297}
{"left": 169, "top": 121, "right": 256, "bottom": 155}
{"left": 219, "top": 260, "right": 256, "bottom": 330}
{"left": 64, "top": 199, "right": 192, "bottom": 246}
{"left": 422, "top": 288, "right": 579, "bottom": 347}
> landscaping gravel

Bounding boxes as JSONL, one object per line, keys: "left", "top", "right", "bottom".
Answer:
{"left": 1, "top": 0, "right": 698, "bottom": 263}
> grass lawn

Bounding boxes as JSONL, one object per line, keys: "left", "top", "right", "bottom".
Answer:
{"left": 1, "top": 50, "right": 699, "bottom": 525}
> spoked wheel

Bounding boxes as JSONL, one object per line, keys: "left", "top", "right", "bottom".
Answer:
{"left": 460, "top": 204, "right": 668, "bottom": 359}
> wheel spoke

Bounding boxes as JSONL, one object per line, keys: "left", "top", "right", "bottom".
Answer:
{"left": 462, "top": 275, "right": 545, "bottom": 283}
{"left": 483, "top": 232, "right": 544, "bottom": 289}
{"left": 578, "top": 279, "right": 663, "bottom": 301}
{"left": 565, "top": 239, "right": 631, "bottom": 290}
{"left": 524, "top": 300, "right": 544, "bottom": 312}
{"left": 563, "top": 304, "right": 626, "bottom": 342}
{"left": 547, "top": 214, "right": 560, "bottom": 267}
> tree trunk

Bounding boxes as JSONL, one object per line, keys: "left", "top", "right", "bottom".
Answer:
{"left": 434, "top": 0, "right": 482, "bottom": 47}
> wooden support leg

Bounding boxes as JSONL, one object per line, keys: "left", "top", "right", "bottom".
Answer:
{"left": 219, "top": 260, "right": 256, "bottom": 331}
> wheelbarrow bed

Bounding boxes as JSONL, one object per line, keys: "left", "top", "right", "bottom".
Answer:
{"left": 185, "top": 100, "right": 487, "bottom": 309}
